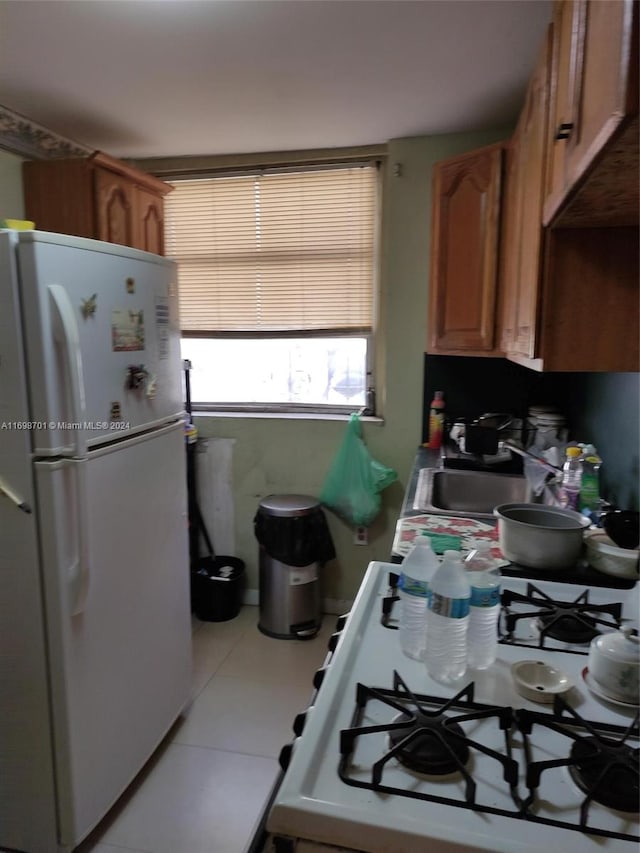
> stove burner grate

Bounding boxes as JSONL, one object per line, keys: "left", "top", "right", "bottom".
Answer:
{"left": 501, "top": 583, "right": 623, "bottom": 648}
{"left": 518, "top": 695, "right": 640, "bottom": 838}
{"left": 388, "top": 711, "right": 470, "bottom": 775}
{"left": 568, "top": 735, "right": 639, "bottom": 814}
{"left": 536, "top": 609, "right": 598, "bottom": 644}
{"left": 339, "top": 671, "right": 520, "bottom": 813}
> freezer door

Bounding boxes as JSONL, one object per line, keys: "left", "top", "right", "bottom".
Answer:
{"left": 34, "top": 421, "right": 192, "bottom": 847}
{"left": 16, "top": 231, "right": 183, "bottom": 455}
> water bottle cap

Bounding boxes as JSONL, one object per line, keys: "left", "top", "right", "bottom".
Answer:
{"left": 566, "top": 446, "right": 581, "bottom": 458}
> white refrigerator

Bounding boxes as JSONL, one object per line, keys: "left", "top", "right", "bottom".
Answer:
{"left": 0, "top": 230, "right": 192, "bottom": 852}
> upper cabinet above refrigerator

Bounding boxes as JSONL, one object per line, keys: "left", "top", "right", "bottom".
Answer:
{"left": 22, "top": 151, "right": 172, "bottom": 255}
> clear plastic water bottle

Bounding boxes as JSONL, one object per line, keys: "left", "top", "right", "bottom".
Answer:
{"left": 397, "top": 536, "right": 439, "bottom": 660}
{"left": 560, "top": 446, "right": 583, "bottom": 510}
{"left": 464, "top": 542, "right": 501, "bottom": 670}
{"left": 425, "top": 550, "right": 471, "bottom": 684}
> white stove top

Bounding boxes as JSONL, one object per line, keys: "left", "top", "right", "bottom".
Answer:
{"left": 267, "top": 563, "right": 639, "bottom": 852}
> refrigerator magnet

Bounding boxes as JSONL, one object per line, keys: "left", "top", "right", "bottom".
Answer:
{"left": 112, "top": 309, "right": 145, "bottom": 351}
{"left": 80, "top": 294, "right": 97, "bottom": 319}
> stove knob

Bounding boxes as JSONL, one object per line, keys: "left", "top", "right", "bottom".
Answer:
{"left": 313, "top": 666, "right": 327, "bottom": 689}
{"left": 278, "top": 742, "right": 293, "bottom": 771}
{"left": 381, "top": 593, "right": 400, "bottom": 629}
{"left": 293, "top": 711, "right": 307, "bottom": 736}
{"left": 328, "top": 631, "right": 341, "bottom": 652}
{"left": 335, "top": 613, "right": 349, "bottom": 632}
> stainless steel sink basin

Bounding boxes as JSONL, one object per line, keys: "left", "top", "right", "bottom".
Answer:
{"left": 413, "top": 467, "right": 533, "bottom": 519}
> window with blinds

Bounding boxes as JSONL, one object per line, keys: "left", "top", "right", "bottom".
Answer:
{"left": 164, "top": 162, "right": 379, "bottom": 412}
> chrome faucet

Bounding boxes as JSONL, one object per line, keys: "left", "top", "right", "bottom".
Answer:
{"left": 499, "top": 440, "right": 563, "bottom": 479}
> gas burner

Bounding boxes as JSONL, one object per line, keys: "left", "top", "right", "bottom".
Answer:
{"left": 518, "top": 696, "right": 640, "bottom": 839}
{"left": 537, "top": 609, "right": 598, "bottom": 644}
{"left": 388, "top": 710, "right": 470, "bottom": 775}
{"left": 501, "top": 583, "right": 623, "bottom": 649}
{"left": 339, "top": 671, "right": 520, "bottom": 812}
{"left": 568, "top": 736, "right": 639, "bottom": 813}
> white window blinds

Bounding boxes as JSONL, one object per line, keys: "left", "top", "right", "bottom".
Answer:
{"left": 164, "top": 164, "right": 377, "bottom": 335}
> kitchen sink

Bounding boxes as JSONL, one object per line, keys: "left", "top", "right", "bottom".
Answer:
{"left": 413, "top": 467, "right": 533, "bottom": 519}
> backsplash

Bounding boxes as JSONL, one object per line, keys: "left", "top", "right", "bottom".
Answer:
{"left": 423, "top": 355, "right": 639, "bottom": 510}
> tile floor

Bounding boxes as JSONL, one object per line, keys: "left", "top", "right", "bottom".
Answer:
{"left": 78, "top": 606, "right": 336, "bottom": 853}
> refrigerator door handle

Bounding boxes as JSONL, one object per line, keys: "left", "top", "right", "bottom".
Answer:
{"left": 70, "top": 459, "right": 90, "bottom": 615}
{"left": 48, "top": 284, "right": 87, "bottom": 457}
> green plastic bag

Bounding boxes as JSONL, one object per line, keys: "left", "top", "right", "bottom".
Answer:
{"left": 320, "top": 413, "right": 397, "bottom": 527}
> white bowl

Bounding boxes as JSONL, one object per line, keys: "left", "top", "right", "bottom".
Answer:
{"left": 585, "top": 531, "right": 639, "bottom": 578}
{"left": 511, "top": 660, "right": 573, "bottom": 704}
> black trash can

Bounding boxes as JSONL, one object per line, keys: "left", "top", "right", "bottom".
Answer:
{"left": 254, "top": 494, "right": 335, "bottom": 639}
{"left": 192, "top": 555, "right": 245, "bottom": 622}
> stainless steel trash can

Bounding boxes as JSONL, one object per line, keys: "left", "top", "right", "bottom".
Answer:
{"left": 254, "top": 494, "right": 335, "bottom": 639}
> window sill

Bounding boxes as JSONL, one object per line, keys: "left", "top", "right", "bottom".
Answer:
{"left": 192, "top": 410, "right": 384, "bottom": 425}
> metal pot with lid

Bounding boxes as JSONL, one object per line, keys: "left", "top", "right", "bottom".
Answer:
{"left": 493, "top": 503, "right": 590, "bottom": 570}
{"left": 587, "top": 627, "right": 640, "bottom": 704}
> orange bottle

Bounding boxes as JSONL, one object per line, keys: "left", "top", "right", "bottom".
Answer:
{"left": 426, "top": 391, "right": 445, "bottom": 449}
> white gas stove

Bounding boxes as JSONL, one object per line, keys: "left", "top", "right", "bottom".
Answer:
{"left": 264, "top": 563, "right": 639, "bottom": 853}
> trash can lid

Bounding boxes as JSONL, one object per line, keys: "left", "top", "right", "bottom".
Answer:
{"left": 258, "top": 494, "right": 320, "bottom": 517}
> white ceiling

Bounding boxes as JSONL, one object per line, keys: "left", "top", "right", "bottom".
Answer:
{"left": 0, "top": 0, "right": 552, "bottom": 160}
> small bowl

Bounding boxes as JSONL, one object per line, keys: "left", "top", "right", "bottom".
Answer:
{"left": 585, "top": 531, "right": 639, "bottom": 578}
{"left": 511, "top": 660, "right": 573, "bottom": 704}
{"left": 602, "top": 510, "right": 639, "bottom": 550}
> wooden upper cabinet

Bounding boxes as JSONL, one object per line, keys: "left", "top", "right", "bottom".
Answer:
{"left": 537, "top": 227, "right": 639, "bottom": 371}
{"left": 500, "top": 28, "right": 552, "bottom": 362}
{"left": 543, "top": 0, "right": 639, "bottom": 226}
{"left": 544, "top": 0, "right": 578, "bottom": 206}
{"left": 95, "top": 167, "right": 136, "bottom": 248}
{"left": 428, "top": 143, "right": 504, "bottom": 356}
{"left": 135, "top": 187, "right": 166, "bottom": 255}
{"left": 500, "top": 21, "right": 638, "bottom": 373}
{"left": 23, "top": 152, "right": 172, "bottom": 254}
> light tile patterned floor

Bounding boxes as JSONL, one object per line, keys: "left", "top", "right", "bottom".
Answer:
{"left": 78, "top": 606, "right": 335, "bottom": 853}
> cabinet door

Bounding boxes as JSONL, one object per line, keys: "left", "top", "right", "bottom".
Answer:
{"left": 135, "top": 187, "right": 165, "bottom": 255}
{"left": 497, "top": 141, "right": 521, "bottom": 352}
{"left": 543, "top": 0, "right": 638, "bottom": 224}
{"left": 511, "top": 31, "right": 552, "bottom": 360}
{"left": 544, "top": 0, "right": 580, "bottom": 208}
{"left": 428, "top": 144, "right": 503, "bottom": 354}
{"left": 95, "top": 168, "right": 136, "bottom": 248}
{"left": 566, "top": 0, "right": 637, "bottom": 184}
{"left": 500, "top": 30, "right": 551, "bottom": 364}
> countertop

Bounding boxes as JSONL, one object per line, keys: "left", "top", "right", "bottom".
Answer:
{"left": 392, "top": 446, "right": 637, "bottom": 590}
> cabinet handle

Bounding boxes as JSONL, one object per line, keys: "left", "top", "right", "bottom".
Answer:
{"left": 555, "top": 122, "right": 574, "bottom": 140}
